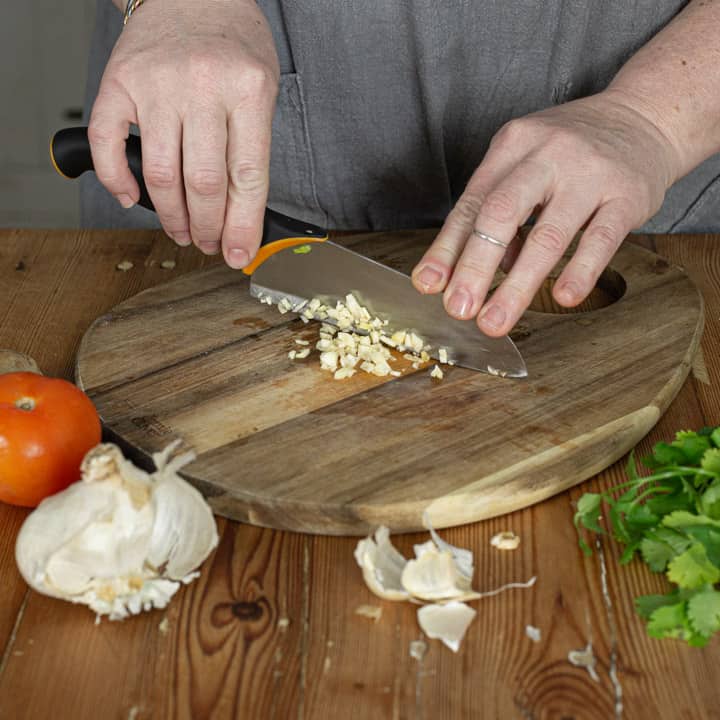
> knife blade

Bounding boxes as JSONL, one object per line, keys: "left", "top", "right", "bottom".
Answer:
{"left": 50, "top": 126, "right": 527, "bottom": 377}
{"left": 250, "top": 241, "right": 527, "bottom": 377}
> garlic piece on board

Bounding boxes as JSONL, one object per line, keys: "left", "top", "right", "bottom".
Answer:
{"left": 354, "top": 526, "right": 409, "bottom": 601}
{"left": 417, "top": 601, "right": 477, "bottom": 652}
{"left": 15, "top": 442, "right": 218, "bottom": 620}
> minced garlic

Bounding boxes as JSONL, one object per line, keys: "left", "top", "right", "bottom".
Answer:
{"left": 263, "top": 292, "right": 454, "bottom": 381}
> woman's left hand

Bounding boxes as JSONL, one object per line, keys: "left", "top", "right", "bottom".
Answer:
{"left": 411, "top": 89, "right": 682, "bottom": 337}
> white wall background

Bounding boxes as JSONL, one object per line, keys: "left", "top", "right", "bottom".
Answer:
{"left": 0, "top": 0, "right": 96, "bottom": 227}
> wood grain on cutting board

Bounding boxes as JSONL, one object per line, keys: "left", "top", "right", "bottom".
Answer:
{"left": 75, "top": 229, "right": 703, "bottom": 534}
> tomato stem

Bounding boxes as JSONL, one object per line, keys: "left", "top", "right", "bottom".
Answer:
{"left": 15, "top": 396, "right": 35, "bottom": 411}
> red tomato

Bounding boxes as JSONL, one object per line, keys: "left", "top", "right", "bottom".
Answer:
{"left": 0, "top": 372, "right": 101, "bottom": 507}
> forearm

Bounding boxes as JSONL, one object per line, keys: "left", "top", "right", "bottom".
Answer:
{"left": 607, "top": 0, "right": 720, "bottom": 182}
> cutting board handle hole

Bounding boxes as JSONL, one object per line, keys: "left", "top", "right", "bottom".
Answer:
{"left": 527, "top": 265, "right": 626, "bottom": 314}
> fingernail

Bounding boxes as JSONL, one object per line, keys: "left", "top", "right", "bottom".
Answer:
{"left": 416, "top": 265, "right": 444, "bottom": 292}
{"left": 199, "top": 242, "right": 220, "bottom": 255}
{"left": 173, "top": 231, "right": 192, "bottom": 247}
{"left": 227, "top": 248, "right": 249, "bottom": 269}
{"left": 447, "top": 288, "right": 473, "bottom": 318}
{"left": 116, "top": 194, "right": 135, "bottom": 209}
{"left": 556, "top": 281, "right": 580, "bottom": 305}
{"left": 478, "top": 304, "right": 506, "bottom": 330}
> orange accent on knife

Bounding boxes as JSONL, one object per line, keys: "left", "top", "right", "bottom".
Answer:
{"left": 242, "top": 236, "right": 328, "bottom": 275}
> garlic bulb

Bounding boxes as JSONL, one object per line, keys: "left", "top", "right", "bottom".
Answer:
{"left": 15, "top": 441, "right": 218, "bottom": 620}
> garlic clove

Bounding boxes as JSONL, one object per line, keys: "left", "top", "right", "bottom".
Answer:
{"left": 417, "top": 601, "right": 477, "bottom": 652}
{"left": 354, "top": 526, "right": 409, "bottom": 601}
{"left": 147, "top": 475, "right": 218, "bottom": 579}
{"left": 401, "top": 544, "right": 480, "bottom": 602}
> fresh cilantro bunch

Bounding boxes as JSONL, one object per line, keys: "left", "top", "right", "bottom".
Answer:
{"left": 575, "top": 427, "right": 720, "bottom": 647}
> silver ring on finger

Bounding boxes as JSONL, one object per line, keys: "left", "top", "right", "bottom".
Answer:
{"left": 472, "top": 229, "right": 509, "bottom": 249}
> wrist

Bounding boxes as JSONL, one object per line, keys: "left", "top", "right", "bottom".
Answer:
{"left": 602, "top": 85, "right": 686, "bottom": 185}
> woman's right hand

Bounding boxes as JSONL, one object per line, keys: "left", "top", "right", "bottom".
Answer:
{"left": 89, "top": 0, "right": 280, "bottom": 269}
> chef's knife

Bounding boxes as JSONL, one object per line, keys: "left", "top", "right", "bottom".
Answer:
{"left": 51, "top": 126, "right": 527, "bottom": 377}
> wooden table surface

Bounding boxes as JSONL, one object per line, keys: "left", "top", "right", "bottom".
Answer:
{"left": 0, "top": 228, "right": 719, "bottom": 720}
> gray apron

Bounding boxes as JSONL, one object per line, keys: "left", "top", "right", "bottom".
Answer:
{"left": 82, "top": 0, "right": 720, "bottom": 233}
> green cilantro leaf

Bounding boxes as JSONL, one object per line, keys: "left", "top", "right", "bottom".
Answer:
{"left": 646, "top": 487, "right": 694, "bottom": 516}
{"left": 646, "top": 602, "right": 688, "bottom": 639}
{"left": 667, "top": 543, "right": 720, "bottom": 589}
{"left": 643, "top": 442, "right": 688, "bottom": 469}
{"left": 573, "top": 493, "right": 603, "bottom": 555}
{"left": 687, "top": 588, "right": 720, "bottom": 637}
{"left": 663, "top": 510, "right": 720, "bottom": 530}
{"left": 700, "top": 482, "right": 720, "bottom": 520}
{"left": 635, "top": 590, "right": 683, "bottom": 619}
{"left": 673, "top": 432, "right": 711, "bottom": 465}
{"left": 711, "top": 428, "right": 720, "bottom": 448}
{"left": 641, "top": 537, "right": 678, "bottom": 572}
{"left": 700, "top": 448, "right": 720, "bottom": 475}
{"left": 647, "top": 602, "right": 708, "bottom": 646}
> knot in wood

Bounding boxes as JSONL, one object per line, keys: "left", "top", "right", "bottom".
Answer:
{"left": 231, "top": 601, "right": 264, "bottom": 622}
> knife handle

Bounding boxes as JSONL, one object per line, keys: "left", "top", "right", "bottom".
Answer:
{"left": 50, "top": 126, "right": 328, "bottom": 274}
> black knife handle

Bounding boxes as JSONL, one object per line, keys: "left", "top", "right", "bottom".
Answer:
{"left": 50, "top": 126, "right": 327, "bottom": 248}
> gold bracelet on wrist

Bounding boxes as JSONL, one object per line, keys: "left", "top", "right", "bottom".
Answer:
{"left": 123, "top": 0, "right": 145, "bottom": 25}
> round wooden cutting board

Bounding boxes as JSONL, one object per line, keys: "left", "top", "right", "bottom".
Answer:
{"left": 76, "top": 230, "right": 703, "bottom": 535}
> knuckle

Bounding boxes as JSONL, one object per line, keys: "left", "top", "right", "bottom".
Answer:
{"left": 228, "top": 160, "right": 266, "bottom": 195}
{"left": 237, "top": 62, "right": 277, "bottom": 96}
{"left": 186, "top": 168, "right": 225, "bottom": 197}
{"left": 493, "top": 117, "right": 537, "bottom": 146}
{"left": 144, "top": 160, "right": 178, "bottom": 189}
{"left": 188, "top": 52, "right": 224, "bottom": 83}
{"left": 480, "top": 188, "right": 518, "bottom": 225}
{"left": 87, "top": 122, "right": 115, "bottom": 148}
{"left": 92, "top": 165, "right": 124, "bottom": 189}
{"left": 451, "top": 193, "right": 484, "bottom": 227}
{"left": 586, "top": 223, "right": 621, "bottom": 253}
{"left": 528, "top": 222, "right": 568, "bottom": 256}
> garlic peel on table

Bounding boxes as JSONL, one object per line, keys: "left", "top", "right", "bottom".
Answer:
{"left": 353, "top": 526, "right": 409, "bottom": 601}
{"left": 354, "top": 522, "right": 535, "bottom": 652}
{"left": 15, "top": 441, "right": 218, "bottom": 620}
{"left": 417, "top": 602, "right": 477, "bottom": 653}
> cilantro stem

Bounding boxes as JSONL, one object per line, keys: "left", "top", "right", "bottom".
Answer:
{"left": 630, "top": 485, "right": 674, "bottom": 506}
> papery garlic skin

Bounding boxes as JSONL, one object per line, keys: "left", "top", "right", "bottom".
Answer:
{"left": 15, "top": 442, "right": 218, "bottom": 621}
{"left": 417, "top": 602, "right": 477, "bottom": 653}
{"left": 354, "top": 526, "right": 409, "bottom": 601}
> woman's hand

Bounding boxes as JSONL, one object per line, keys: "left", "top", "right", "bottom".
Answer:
{"left": 411, "top": 90, "right": 682, "bottom": 336}
{"left": 89, "top": 0, "right": 279, "bottom": 268}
